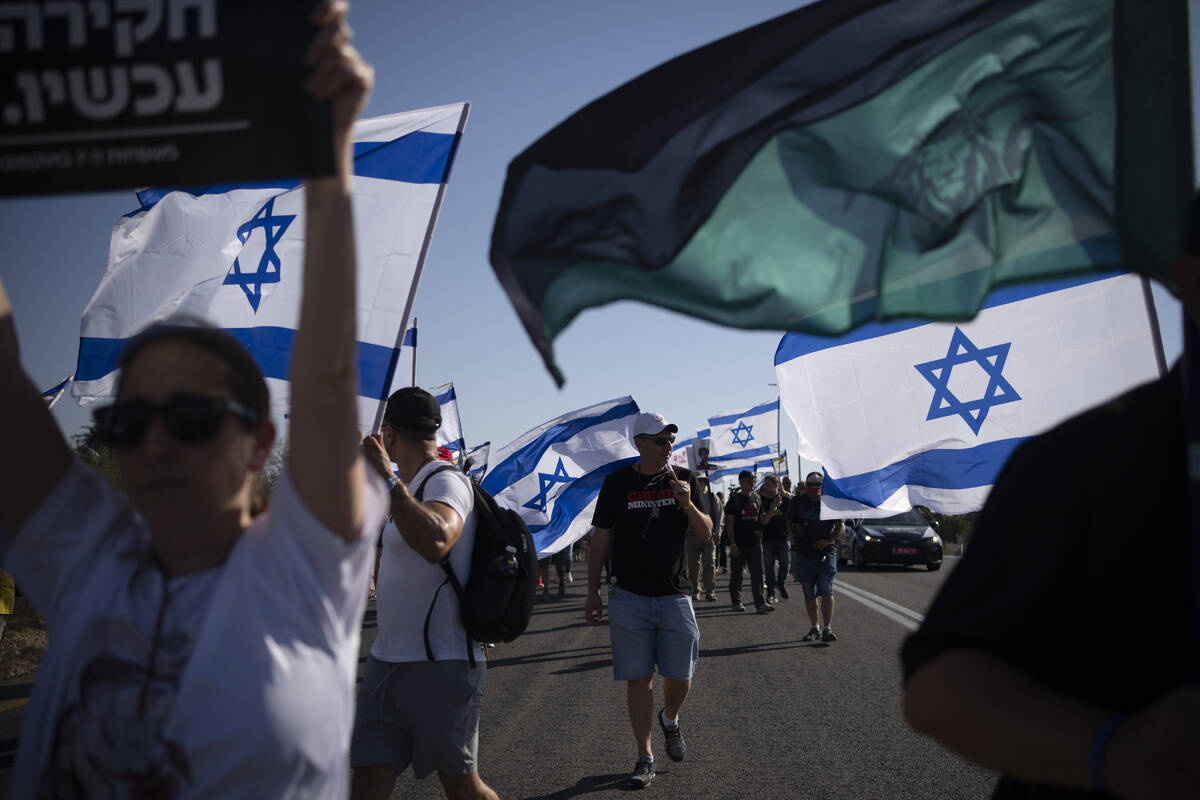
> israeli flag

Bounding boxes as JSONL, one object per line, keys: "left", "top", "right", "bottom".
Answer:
{"left": 775, "top": 273, "right": 1162, "bottom": 518}
{"left": 481, "top": 396, "right": 641, "bottom": 556}
{"left": 706, "top": 443, "right": 779, "bottom": 484}
{"left": 465, "top": 442, "right": 490, "bottom": 480}
{"left": 41, "top": 376, "right": 72, "bottom": 409}
{"left": 431, "top": 382, "right": 466, "bottom": 463}
{"left": 707, "top": 399, "right": 779, "bottom": 467}
{"left": 71, "top": 103, "right": 469, "bottom": 432}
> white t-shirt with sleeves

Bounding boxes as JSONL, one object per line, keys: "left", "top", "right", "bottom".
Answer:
{"left": 370, "top": 460, "right": 478, "bottom": 663}
{"left": 0, "top": 460, "right": 389, "bottom": 799}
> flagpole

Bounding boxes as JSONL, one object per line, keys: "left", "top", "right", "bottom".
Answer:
{"left": 411, "top": 316, "right": 418, "bottom": 387}
{"left": 1139, "top": 277, "right": 1169, "bottom": 377}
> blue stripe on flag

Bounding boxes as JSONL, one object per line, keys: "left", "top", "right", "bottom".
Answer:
{"left": 707, "top": 399, "right": 779, "bottom": 426}
{"left": 774, "top": 271, "right": 1126, "bottom": 365}
{"left": 135, "top": 134, "right": 460, "bottom": 211}
{"left": 708, "top": 444, "right": 777, "bottom": 462}
{"left": 77, "top": 328, "right": 399, "bottom": 401}
{"left": 433, "top": 386, "right": 457, "bottom": 404}
{"left": 41, "top": 377, "right": 70, "bottom": 397}
{"left": 481, "top": 399, "right": 640, "bottom": 494}
{"left": 443, "top": 438, "right": 465, "bottom": 454}
{"left": 821, "top": 438, "right": 1027, "bottom": 507}
{"left": 403, "top": 327, "right": 417, "bottom": 347}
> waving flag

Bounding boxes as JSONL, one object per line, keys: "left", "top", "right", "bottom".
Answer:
{"left": 490, "top": 0, "right": 1189, "bottom": 385}
{"left": 706, "top": 444, "right": 779, "bottom": 484}
{"left": 465, "top": 442, "right": 490, "bottom": 480}
{"left": 775, "top": 273, "right": 1162, "bottom": 518}
{"left": 431, "top": 382, "right": 466, "bottom": 463}
{"left": 707, "top": 399, "right": 779, "bottom": 466}
{"left": 481, "top": 396, "right": 641, "bottom": 556}
{"left": 71, "top": 103, "right": 469, "bottom": 432}
{"left": 40, "top": 376, "right": 72, "bottom": 409}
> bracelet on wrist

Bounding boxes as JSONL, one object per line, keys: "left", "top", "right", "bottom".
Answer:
{"left": 678, "top": 501, "right": 692, "bottom": 511}
{"left": 1088, "top": 712, "right": 1126, "bottom": 792}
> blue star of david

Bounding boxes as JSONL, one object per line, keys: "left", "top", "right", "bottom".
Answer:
{"left": 222, "top": 197, "right": 296, "bottom": 312}
{"left": 522, "top": 457, "right": 575, "bottom": 513}
{"left": 729, "top": 420, "right": 755, "bottom": 448}
{"left": 914, "top": 327, "right": 1021, "bottom": 435}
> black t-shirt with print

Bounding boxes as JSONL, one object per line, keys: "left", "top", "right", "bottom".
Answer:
{"left": 723, "top": 491, "right": 765, "bottom": 547}
{"left": 761, "top": 493, "right": 789, "bottom": 541}
{"left": 592, "top": 466, "right": 701, "bottom": 597}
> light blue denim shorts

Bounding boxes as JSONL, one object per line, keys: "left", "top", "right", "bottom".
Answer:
{"left": 794, "top": 554, "right": 837, "bottom": 601}
{"left": 607, "top": 585, "right": 700, "bottom": 681}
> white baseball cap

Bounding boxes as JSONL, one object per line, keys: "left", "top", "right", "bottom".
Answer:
{"left": 631, "top": 411, "right": 679, "bottom": 442}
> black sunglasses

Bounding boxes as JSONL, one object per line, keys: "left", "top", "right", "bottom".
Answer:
{"left": 637, "top": 435, "right": 675, "bottom": 446}
{"left": 93, "top": 393, "right": 260, "bottom": 448}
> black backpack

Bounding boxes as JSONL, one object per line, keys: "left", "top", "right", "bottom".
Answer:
{"left": 414, "top": 464, "right": 538, "bottom": 666}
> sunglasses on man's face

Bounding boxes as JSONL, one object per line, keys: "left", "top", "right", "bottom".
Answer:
{"left": 93, "top": 393, "right": 260, "bottom": 448}
{"left": 638, "top": 435, "right": 675, "bottom": 446}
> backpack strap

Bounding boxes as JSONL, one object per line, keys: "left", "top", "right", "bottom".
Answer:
{"left": 413, "top": 464, "right": 476, "bottom": 667}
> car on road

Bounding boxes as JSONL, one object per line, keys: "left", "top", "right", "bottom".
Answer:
{"left": 843, "top": 510, "right": 943, "bottom": 571}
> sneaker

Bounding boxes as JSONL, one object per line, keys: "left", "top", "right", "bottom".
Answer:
{"left": 703, "top": 592, "right": 717, "bottom": 602}
{"left": 801, "top": 626, "right": 822, "bottom": 641}
{"left": 755, "top": 604, "right": 776, "bottom": 614}
{"left": 691, "top": 593, "right": 700, "bottom": 601}
{"left": 822, "top": 627, "right": 838, "bottom": 642}
{"left": 766, "top": 594, "right": 777, "bottom": 605}
{"left": 778, "top": 585, "right": 790, "bottom": 600}
{"left": 658, "top": 709, "right": 686, "bottom": 761}
{"left": 627, "top": 757, "right": 656, "bottom": 789}
{"left": 731, "top": 601, "right": 746, "bottom": 612}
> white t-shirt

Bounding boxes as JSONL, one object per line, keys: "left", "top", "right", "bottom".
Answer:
{"left": 371, "top": 461, "right": 478, "bottom": 663}
{"left": 0, "top": 461, "right": 389, "bottom": 799}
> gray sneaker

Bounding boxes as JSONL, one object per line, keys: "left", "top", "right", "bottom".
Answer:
{"left": 755, "top": 603, "right": 775, "bottom": 614}
{"left": 658, "top": 709, "right": 686, "bottom": 761}
{"left": 801, "top": 626, "right": 822, "bottom": 642}
{"left": 822, "top": 627, "right": 838, "bottom": 642}
{"left": 731, "top": 601, "right": 746, "bottom": 612}
{"left": 627, "top": 757, "right": 656, "bottom": 789}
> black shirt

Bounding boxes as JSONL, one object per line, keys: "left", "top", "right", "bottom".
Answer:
{"left": 787, "top": 493, "right": 839, "bottom": 560}
{"left": 761, "top": 493, "right": 789, "bottom": 541}
{"left": 592, "top": 465, "right": 701, "bottom": 597}
{"left": 724, "top": 491, "right": 764, "bottom": 546}
{"left": 901, "top": 366, "right": 1193, "bottom": 800}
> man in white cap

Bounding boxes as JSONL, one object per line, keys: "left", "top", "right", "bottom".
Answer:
{"left": 586, "top": 411, "right": 712, "bottom": 790}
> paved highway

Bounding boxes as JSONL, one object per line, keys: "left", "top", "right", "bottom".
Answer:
{"left": 0, "top": 556, "right": 998, "bottom": 799}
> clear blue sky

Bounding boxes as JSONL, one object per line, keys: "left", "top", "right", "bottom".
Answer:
{"left": 1, "top": 0, "right": 1193, "bottom": 487}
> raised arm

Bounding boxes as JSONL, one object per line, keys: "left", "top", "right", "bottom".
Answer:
{"left": 287, "top": 0, "right": 375, "bottom": 542}
{"left": 0, "top": 277, "right": 74, "bottom": 539}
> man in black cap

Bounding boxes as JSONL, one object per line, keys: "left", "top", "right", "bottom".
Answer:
{"left": 351, "top": 388, "right": 498, "bottom": 800}
{"left": 724, "top": 470, "right": 775, "bottom": 614}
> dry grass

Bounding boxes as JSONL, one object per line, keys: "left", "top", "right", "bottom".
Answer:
{"left": 1, "top": 596, "right": 46, "bottom": 680}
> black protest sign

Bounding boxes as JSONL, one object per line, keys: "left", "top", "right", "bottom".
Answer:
{"left": 0, "top": 0, "right": 332, "bottom": 196}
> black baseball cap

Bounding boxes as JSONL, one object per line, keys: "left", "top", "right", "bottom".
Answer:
{"left": 384, "top": 387, "right": 441, "bottom": 433}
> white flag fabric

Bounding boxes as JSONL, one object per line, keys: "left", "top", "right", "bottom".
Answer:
{"left": 431, "top": 382, "right": 465, "bottom": 463}
{"left": 71, "top": 104, "right": 468, "bottom": 432}
{"left": 775, "top": 273, "right": 1162, "bottom": 518}
{"left": 705, "top": 444, "right": 778, "bottom": 484}
{"left": 41, "top": 376, "right": 72, "bottom": 409}
{"left": 481, "top": 396, "right": 641, "bottom": 556}
{"left": 669, "top": 436, "right": 691, "bottom": 470}
{"left": 466, "top": 442, "right": 490, "bottom": 480}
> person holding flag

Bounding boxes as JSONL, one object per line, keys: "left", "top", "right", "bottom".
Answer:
{"left": 0, "top": 5, "right": 388, "bottom": 795}
{"left": 586, "top": 412, "right": 711, "bottom": 790}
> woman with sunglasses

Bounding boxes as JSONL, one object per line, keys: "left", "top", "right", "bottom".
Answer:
{"left": 0, "top": 3, "right": 388, "bottom": 796}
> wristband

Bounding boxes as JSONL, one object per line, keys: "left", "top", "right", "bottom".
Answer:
{"left": 387, "top": 476, "right": 401, "bottom": 491}
{"left": 1088, "top": 712, "right": 1126, "bottom": 792}
{"left": 678, "top": 501, "right": 692, "bottom": 512}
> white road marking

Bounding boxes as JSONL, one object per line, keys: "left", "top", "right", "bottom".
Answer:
{"left": 837, "top": 580, "right": 925, "bottom": 631}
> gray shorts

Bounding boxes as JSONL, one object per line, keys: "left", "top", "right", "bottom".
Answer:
{"left": 351, "top": 655, "right": 486, "bottom": 779}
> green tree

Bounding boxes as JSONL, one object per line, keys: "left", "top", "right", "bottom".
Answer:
{"left": 70, "top": 422, "right": 122, "bottom": 492}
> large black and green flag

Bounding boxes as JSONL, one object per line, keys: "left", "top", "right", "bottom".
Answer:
{"left": 490, "top": 0, "right": 1192, "bottom": 385}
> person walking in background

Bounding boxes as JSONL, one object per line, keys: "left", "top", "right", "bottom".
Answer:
{"left": 758, "top": 475, "right": 790, "bottom": 604}
{"left": 724, "top": 471, "right": 774, "bottom": 615}
{"left": 787, "top": 472, "right": 843, "bottom": 642}
{"left": 685, "top": 476, "right": 721, "bottom": 602}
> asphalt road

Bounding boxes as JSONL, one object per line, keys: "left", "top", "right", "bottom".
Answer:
{"left": 0, "top": 556, "right": 997, "bottom": 799}
{"left": 378, "top": 555, "right": 996, "bottom": 799}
